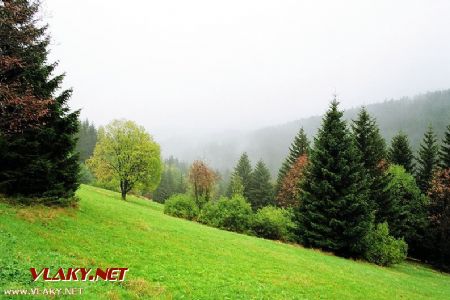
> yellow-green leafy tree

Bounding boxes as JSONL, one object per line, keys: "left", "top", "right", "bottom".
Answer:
{"left": 87, "top": 120, "right": 162, "bottom": 200}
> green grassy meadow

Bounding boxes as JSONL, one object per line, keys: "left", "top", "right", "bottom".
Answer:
{"left": 1, "top": 185, "right": 449, "bottom": 299}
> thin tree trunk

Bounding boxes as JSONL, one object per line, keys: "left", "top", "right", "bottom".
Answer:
{"left": 120, "top": 180, "right": 127, "bottom": 200}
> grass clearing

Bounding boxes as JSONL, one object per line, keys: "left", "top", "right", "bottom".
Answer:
{"left": 0, "top": 185, "right": 449, "bottom": 299}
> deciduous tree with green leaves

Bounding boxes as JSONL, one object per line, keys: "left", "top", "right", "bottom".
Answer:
{"left": 380, "top": 165, "right": 428, "bottom": 256}
{"left": 228, "top": 171, "right": 244, "bottom": 197}
{"left": 87, "top": 120, "right": 162, "bottom": 200}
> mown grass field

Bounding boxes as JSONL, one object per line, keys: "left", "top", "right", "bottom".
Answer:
{"left": 1, "top": 185, "right": 449, "bottom": 299}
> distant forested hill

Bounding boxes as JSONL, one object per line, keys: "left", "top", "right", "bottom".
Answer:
{"left": 162, "top": 89, "right": 450, "bottom": 176}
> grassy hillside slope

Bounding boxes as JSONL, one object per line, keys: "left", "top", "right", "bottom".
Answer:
{"left": 1, "top": 185, "right": 449, "bottom": 299}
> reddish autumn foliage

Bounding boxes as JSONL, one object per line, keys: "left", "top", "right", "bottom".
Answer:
{"left": 428, "top": 168, "right": 450, "bottom": 231}
{"left": 188, "top": 160, "right": 218, "bottom": 205}
{"left": 276, "top": 154, "right": 308, "bottom": 208}
{"left": 0, "top": 0, "right": 53, "bottom": 133}
{"left": 427, "top": 168, "right": 450, "bottom": 268}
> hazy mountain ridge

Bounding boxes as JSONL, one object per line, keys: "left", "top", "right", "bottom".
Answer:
{"left": 161, "top": 89, "right": 450, "bottom": 175}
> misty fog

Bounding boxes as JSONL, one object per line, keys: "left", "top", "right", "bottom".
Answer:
{"left": 44, "top": 0, "right": 450, "bottom": 158}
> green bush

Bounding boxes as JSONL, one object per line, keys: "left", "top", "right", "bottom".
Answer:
{"left": 252, "top": 206, "right": 296, "bottom": 241}
{"left": 164, "top": 194, "right": 199, "bottom": 220}
{"left": 199, "top": 195, "right": 253, "bottom": 233}
{"left": 79, "top": 163, "right": 95, "bottom": 184}
{"left": 364, "top": 222, "right": 408, "bottom": 266}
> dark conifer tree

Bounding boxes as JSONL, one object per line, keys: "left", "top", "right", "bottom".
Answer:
{"left": 248, "top": 160, "right": 273, "bottom": 210}
{"left": 351, "top": 107, "right": 387, "bottom": 212}
{"left": 352, "top": 107, "right": 386, "bottom": 174}
{"left": 388, "top": 132, "right": 415, "bottom": 173}
{"left": 276, "top": 127, "right": 309, "bottom": 194}
{"left": 0, "top": 0, "right": 79, "bottom": 203}
{"left": 298, "top": 99, "right": 371, "bottom": 257}
{"left": 439, "top": 124, "right": 450, "bottom": 169}
{"left": 228, "top": 152, "right": 253, "bottom": 200}
{"left": 416, "top": 125, "right": 439, "bottom": 193}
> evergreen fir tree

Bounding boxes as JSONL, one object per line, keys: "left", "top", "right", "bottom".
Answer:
{"left": 276, "top": 127, "right": 309, "bottom": 194}
{"left": 298, "top": 99, "right": 371, "bottom": 257}
{"left": 228, "top": 152, "right": 253, "bottom": 200}
{"left": 0, "top": 0, "right": 79, "bottom": 202}
{"left": 439, "top": 124, "right": 450, "bottom": 169}
{"left": 416, "top": 125, "right": 439, "bottom": 193}
{"left": 352, "top": 107, "right": 386, "bottom": 175}
{"left": 351, "top": 107, "right": 388, "bottom": 214}
{"left": 388, "top": 132, "right": 415, "bottom": 173}
{"left": 248, "top": 160, "right": 274, "bottom": 210}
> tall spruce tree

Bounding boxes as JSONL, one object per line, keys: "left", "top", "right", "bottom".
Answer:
{"left": 248, "top": 160, "right": 274, "bottom": 210}
{"left": 416, "top": 125, "right": 439, "bottom": 193}
{"left": 352, "top": 107, "right": 386, "bottom": 175}
{"left": 388, "top": 132, "right": 415, "bottom": 174}
{"left": 228, "top": 152, "right": 253, "bottom": 200}
{"left": 276, "top": 127, "right": 309, "bottom": 194}
{"left": 351, "top": 107, "right": 388, "bottom": 214}
{"left": 298, "top": 99, "right": 371, "bottom": 257}
{"left": 0, "top": 0, "right": 79, "bottom": 202}
{"left": 439, "top": 124, "right": 450, "bottom": 169}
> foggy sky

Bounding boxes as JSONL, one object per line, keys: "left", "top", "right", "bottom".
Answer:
{"left": 44, "top": 0, "right": 450, "bottom": 140}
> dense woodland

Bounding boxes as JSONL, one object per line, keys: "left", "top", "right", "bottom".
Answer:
{"left": 1, "top": 0, "right": 450, "bottom": 276}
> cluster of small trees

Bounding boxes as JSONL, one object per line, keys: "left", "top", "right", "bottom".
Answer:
{"left": 226, "top": 153, "right": 274, "bottom": 210}
{"left": 163, "top": 156, "right": 295, "bottom": 241}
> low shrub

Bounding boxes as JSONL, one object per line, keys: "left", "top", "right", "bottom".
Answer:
{"left": 164, "top": 194, "right": 199, "bottom": 220}
{"left": 252, "top": 206, "right": 296, "bottom": 241}
{"left": 199, "top": 195, "right": 253, "bottom": 233}
{"left": 79, "top": 163, "right": 95, "bottom": 184}
{"left": 364, "top": 222, "right": 408, "bottom": 266}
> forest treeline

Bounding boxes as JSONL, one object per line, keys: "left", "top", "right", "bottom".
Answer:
{"left": 162, "top": 90, "right": 450, "bottom": 175}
